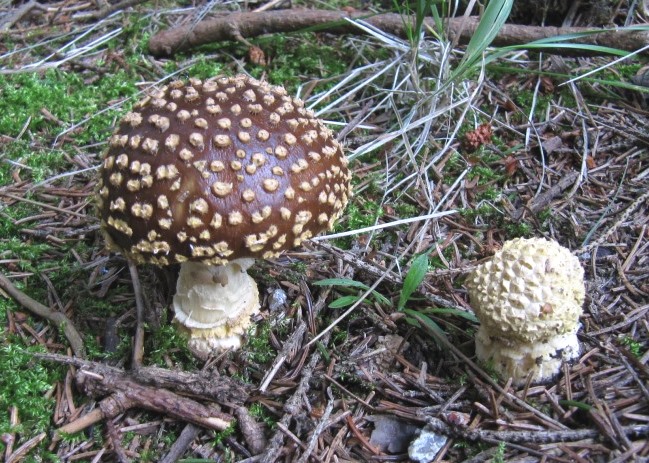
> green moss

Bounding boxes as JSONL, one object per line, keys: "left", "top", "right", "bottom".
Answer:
{"left": 618, "top": 335, "right": 643, "bottom": 357}
{"left": 212, "top": 421, "right": 237, "bottom": 447}
{"left": 181, "top": 32, "right": 351, "bottom": 95}
{"left": 493, "top": 442, "right": 507, "bottom": 463}
{"left": 247, "top": 33, "right": 350, "bottom": 91}
{"left": 477, "top": 186, "right": 501, "bottom": 201}
{"left": 182, "top": 58, "right": 226, "bottom": 81}
{"left": 467, "top": 165, "right": 502, "bottom": 185}
{"left": 0, "top": 340, "right": 63, "bottom": 437}
{"left": 345, "top": 200, "right": 384, "bottom": 231}
{"left": 245, "top": 322, "right": 275, "bottom": 365}
{"left": 503, "top": 220, "right": 532, "bottom": 239}
{"left": 0, "top": 70, "right": 137, "bottom": 142}
{"left": 460, "top": 204, "right": 533, "bottom": 240}
{"left": 145, "top": 325, "right": 197, "bottom": 369}
{"left": 393, "top": 202, "right": 419, "bottom": 218}
{"left": 248, "top": 403, "right": 277, "bottom": 429}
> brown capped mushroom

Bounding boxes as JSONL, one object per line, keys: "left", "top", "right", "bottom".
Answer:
{"left": 96, "top": 74, "right": 351, "bottom": 354}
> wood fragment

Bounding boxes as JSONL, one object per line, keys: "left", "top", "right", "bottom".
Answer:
{"left": 235, "top": 406, "right": 268, "bottom": 456}
{"left": 57, "top": 368, "right": 233, "bottom": 435}
{"left": 296, "top": 388, "right": 335, "bottom": 463}
{"left": 127, "top": 261, "right": 145, "bottom": 368}
{"left": 159, "top": 423, "right": 201, "bottom": 463}
{"left": 511, "top": 171, "right": 580, "bottom": 221}
{"left": 148, "top": 10, "right": 649, "bottom": 57}
{"left": 256, "top": 288, "right": 335, "bottom": 462}
{"left": 0, "top": 0, "right": 46, "bottom": 31}
{"left": 35, "top": 352, "right": 252, "bottom": 404}
{"left": 5, "top": 432, "right": 47, "bottom": 463}
{"left": 424, "top": 415, "right": 649, "bottom": 444}
{"left": 105, "top": 418, "right": 130, "bottom": 463}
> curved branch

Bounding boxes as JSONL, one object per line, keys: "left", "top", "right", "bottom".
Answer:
{"left": 0, "top": 272, "right": 86, "bottom": 358}
{"left": 149, "top": 9, "right": 649, "bottom": 57}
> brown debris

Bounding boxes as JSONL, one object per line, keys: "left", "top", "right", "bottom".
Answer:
{"left": 461, "top": 123, "right": 493, "bottom": 153}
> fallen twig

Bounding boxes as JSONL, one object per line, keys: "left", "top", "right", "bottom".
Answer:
{"left": 426, "top": 415, "right": 649, "bottom": 444}
{"left": 235, "top": 406, "right": 268, "bottom": 455}
{"left": 56, "top": 367, "right": 233, "bottom": 436}
{"left": 127, "top": 260, "right": 145, "bottom": 368}
{"left": 511, "top": 170, "right": 580, "bottom": 221}
{"left": 35, "top": 352, "right": 252, "bottom": 404}
{"left": 159, "top": 423, "right": 201, "bottom": 463}
{"left": 0, "top": 0, "right": 46, "bottom": 32}
{"left": 5, "top": 432, "right": 47, "bottom": 463}
{"left": 0, "top": 273, "right": 86, "bottom": 358}
{"left": 148, "top": 10, "right": 649, "bottom": 57}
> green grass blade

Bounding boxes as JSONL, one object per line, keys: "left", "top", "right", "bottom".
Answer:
{"left": 314, "top": 277, "right": 371, "bottom": 289}
{"left": 404, "top": 310, "right": 448, "bottom": 347}
{"left": 328, "top": 295, "right": 361, "bottom": 309}
{"left": 397, "top": 252, "right": 429, "bottom": 311}
{"left": 315, "top": 278, "right": 390, "bottom": 306}
{"left": 451, "top": 0, "right": 513, "bottom": 81}
{"left": 420, "top": 307, "right": 479, "bottom": 323}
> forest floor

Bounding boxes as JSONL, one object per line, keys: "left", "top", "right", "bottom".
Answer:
{"left": 0, "top": 1, "right": 648, "bottom": 462}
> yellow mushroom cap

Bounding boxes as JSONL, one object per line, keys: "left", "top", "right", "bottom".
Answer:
{"left": 96, "top": 74, "right": 352, "bottom": 266}
{"left": 465, "top": 237, "right": 585, "bottom": 343}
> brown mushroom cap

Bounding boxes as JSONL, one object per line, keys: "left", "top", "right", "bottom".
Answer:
{"left": 96, "top": 75, "right": 351, "bottom": 266}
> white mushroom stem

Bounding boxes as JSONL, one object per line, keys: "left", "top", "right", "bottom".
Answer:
{"left": 475, "top": 325, "right": 581, "bottom": 385}
{"left": 173, "top": 258, "right": 260, "bottom": 354}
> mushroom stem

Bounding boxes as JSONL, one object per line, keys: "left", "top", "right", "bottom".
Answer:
{"left": 173, "top": 258, "right": 260, "bottom": 354}
{"left": 475, "top": 326, "right": 581, "bottom": 385}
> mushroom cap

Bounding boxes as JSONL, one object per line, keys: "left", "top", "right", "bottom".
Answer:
{"left": 96, "top": 75, "right": 351, "bottom": 266}
{"left": 465, "top": 237, "right": 585, "bottom": 343}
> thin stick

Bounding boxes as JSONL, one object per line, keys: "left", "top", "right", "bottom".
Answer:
{"left": 159, "top": 423, "right": 201, "bottom": 463}
{"left": 0, "top": 192, "right": 89, "bottom": 219}
{"left": 0, "top": 273, "right": 86, "bottom": 358}
{"left": 57, "top": 369, "right": 233, "bottom": 435}
{"left": 127, "top": 260, "right": 145, "bottom": 368}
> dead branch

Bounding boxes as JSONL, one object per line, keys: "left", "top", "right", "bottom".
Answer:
{"left": 425, "top": 415, "right": 649, "bottom": 444}
{"left": 511, "top": 170, "right": 580, "bottom": 221}
{"left": 87, "top": 0, "right": 147, "bottom": 20}
{"left": 57, "top": 368, "right": 233, "bottom": 435}
{"left": 35, "top": 352, "right": 252, "bottom": 404}
{"left": 0, "top": 0, "right": 46, "bottom": 32}
{"left": 0, "top": 272, "right": 86, "bottom": 358}
{"left": 5, "top": 433, "right": 47, "bottom": 463}
{"left": 148, "top": 10, "right": 649, "bottom": 57}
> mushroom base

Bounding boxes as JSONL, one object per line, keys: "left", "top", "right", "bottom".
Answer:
{"left": 173, "top": 259, "right": 260, "bottom": 355}
{"left": 475, "top": 325, "right": 580, "bottom": 385}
